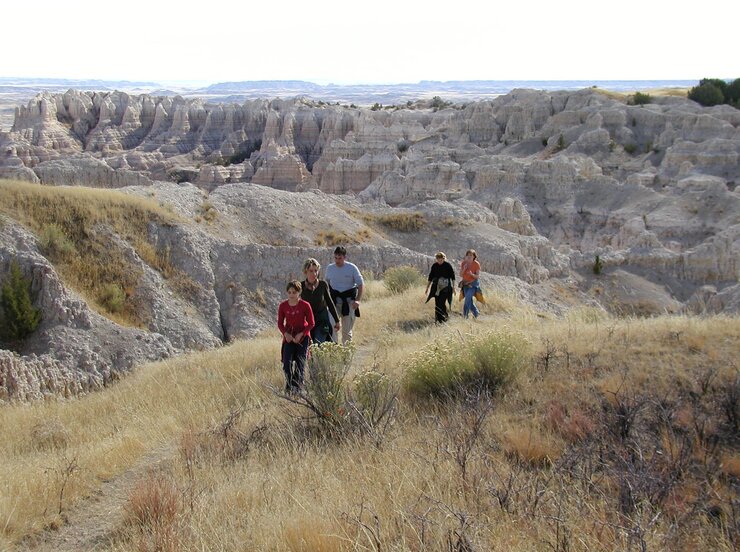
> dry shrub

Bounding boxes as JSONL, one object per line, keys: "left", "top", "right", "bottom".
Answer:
{"left": 684, "top": 334, "right": 707, "bottom": 354}
{"left": 198, "top": 201, "right": 217, "bottom": 223}
{"left": 179, "top": 409, "right": 268, "bottom": 468}
{"left": 136, "top": 242, "right": 178, "bottom": 281}
{"left": 543, "top": 400, "right": 595, "bottom": 442}
{"left": 39, "top": 223, "right": 76, "bottom": 261}
{"left": 251, "top": 288, "right": 267, "bottom": 309}
{"left": 178, "top": 426, "right": 202, "bottom": 477}
{"left": 283, "top": 518, "right": 345, "bottom": 552}
{"left": 30, "top": 418, "right": 69, "bottom": 451}
{"left": 314, "top": 230, "right": 366, "bottom": 246}
{"left": 382, "top": 265, "right": 424, "bottom": 294}
{"left": 502, "top": 426, "right": 561, "bottom": 467}
{"left": 372, "top": 212, "right": 426, "bottom": 232}
{"left": 99, "top": 282, "right": 127, "bottom": 314}
{"left": 719, "top": 452, "right": 740, "bottom": 478}
{"left": 126, "top": 471, "right": 183, "bottom": 552}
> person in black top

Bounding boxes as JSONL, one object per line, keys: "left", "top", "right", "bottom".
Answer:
{"left": 301, "top": 258, "right": 341, "bottom": 344}
{"left": 425, "top": 252, "right": 456, "bottom": 323}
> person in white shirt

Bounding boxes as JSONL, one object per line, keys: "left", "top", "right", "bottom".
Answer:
{"left": 324, "top": 246, "right": 364, "bottom": 344}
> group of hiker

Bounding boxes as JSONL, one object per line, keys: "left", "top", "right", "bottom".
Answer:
{"left": 277, "top": 246, "right": 483, "bottom": 393}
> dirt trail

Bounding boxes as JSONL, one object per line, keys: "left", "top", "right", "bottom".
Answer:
{"left": 15, "top": 445, "right": 173, "bottom": 552}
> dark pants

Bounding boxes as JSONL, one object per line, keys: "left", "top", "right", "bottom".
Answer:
{"left": 311, "top": 309, "right": 334, "bottom": 345}
{"left": 434, "top": 291, "right": 451, "bottom": 323}
{"left": 281, "top": 338, "right": 310, "bottom": 392}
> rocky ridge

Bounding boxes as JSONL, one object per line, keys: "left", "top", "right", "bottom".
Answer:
{"left": 1, "top": 88, "right": 738, "bottom": 400}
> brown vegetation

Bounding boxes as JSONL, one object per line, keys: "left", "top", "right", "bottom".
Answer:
{"left": 0, "top": 279, "right": 738, "bottom": 551}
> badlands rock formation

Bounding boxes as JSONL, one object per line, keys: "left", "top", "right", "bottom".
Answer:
{"left": 0, "top": 88, "right": 738, "bottom": 400}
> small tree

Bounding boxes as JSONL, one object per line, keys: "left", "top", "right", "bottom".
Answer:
{"left": 593, "top": 255, "right": 604, "bottom": 275}
{"left": 726, "top": 78, "right": 740, "bottom": 105}
{"left": 688, "top": 82, "right": 725, "bottom": 107}
{"left": 698, "top": 78, "right": 728, "bottom": 97}
{"left": 1, "top": 260, "right": 42, "bottom": 343}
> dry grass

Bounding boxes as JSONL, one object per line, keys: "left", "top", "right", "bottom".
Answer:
{"left": 355, "top": 211, "right": 427, "bottom": 233}
{"left": 314, "top": 229, "right": 372, "bottom": 246}
{"left": 593, "top": 87, "right": 689, "bottom": 100}
{"left": 0, "top": 179, "right": 182, "bottom": 325}
{"left": 1, "top": 284, "right": 738, "bottom": 550}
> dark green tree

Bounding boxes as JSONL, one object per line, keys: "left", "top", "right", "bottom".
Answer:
{"left": 699, "top": 78, "right": 728, "bottom": 97}
{"left": 688, "top": 82, "right": 725, "bottom": 107}
{"left": 1, "top": 260, "right": 42, "bottom": 343}
{"left": 593, "top": 255, "right": 604, "bottom": 275}
{"left": 726, "top": 78, "right": 740, "bottom": 105}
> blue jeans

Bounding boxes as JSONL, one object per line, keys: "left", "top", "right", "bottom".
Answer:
{"left": 311, "top": 309, "right": 334, "bottom": 345}
{"left": 463, "top": 282, "right": 480, "bottom": 319}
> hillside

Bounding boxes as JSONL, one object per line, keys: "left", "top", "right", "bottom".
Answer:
{"left": 1, "top": 285, "right": 738, "bottom": 551}
{"left": 0, "top": 85, "right": 738, "bottom": 400}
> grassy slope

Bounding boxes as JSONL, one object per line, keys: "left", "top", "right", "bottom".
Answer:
{"left": 0, "top": 179, "right": 181, "bottom": 325}
{"left": 1, "top": 280, "right": 738, "bottom": 550}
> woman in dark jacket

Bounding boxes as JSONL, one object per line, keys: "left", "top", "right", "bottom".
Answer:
{"left": 301, "top": 258, "right": 341, "bottom": 344}
{"left": 425, "top": 252, "right": 456, "bottom": 323}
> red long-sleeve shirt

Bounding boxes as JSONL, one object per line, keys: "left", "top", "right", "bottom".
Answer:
{"left": 277, "top": 299, "right": 315, "bottom": 342}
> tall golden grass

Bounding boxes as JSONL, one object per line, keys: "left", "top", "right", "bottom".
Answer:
{"left": 0, "top": 179, "right": 182, "bottom": 325}
{"left": 1, "top": 276, "right": 738, "bottom": 550}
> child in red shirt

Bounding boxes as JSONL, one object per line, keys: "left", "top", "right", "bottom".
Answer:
{"left": 277, "top": 280, "right": 315, "bottom": 393}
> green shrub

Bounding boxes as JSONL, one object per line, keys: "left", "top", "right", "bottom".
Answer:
{"left": 624, "top": 143, "right": 638, "bottom": 154}
{"left": 631, "top": 92, "right": 652, "bottom": 105}
{"left": 727, "top": 78, "right": 740, "bottom": 105}
{"left": 466, "top": 331, "right": 530, "bottom": 391}
{"left": 383, "top": 265, "right": 425, "bottom": 294}
{"left": 699, "top": 78, "right": 728, "bottom": 96}
{"left": 304, "top": 342, "right": 355, "bottom": 429}
{"left": 430, "top": 96, "right": 451, "bottom": 110}
{"left": 397, "top": 140, "right": 410, "bottom": 153}
{"left": 99, "top": 283, "right": 126, "bottom": 313}
{"left": 1, "top": 259, "right": 42, "bottom": 343}
{"left": 352, "top": 369, "right": 398, "bottom": 428}
{"left": 39, "top": 223, "right": 76, "bottom": 261}
{"left": 556, "top": 134, "right": 565, "bottom": 151}
{"left": 278, "top": 343, "right": 397, "bottom": 441}
{"left": 688, "top": 82, "right": 725, "bottom": 107}
{"left": 593, "top": 254, "right": 604, "bottom": 275}
{"left": 404, "top": 338, "right": 468, "bottom": 398}
{"left": 404, "top": 331, "right": 530, "bottom": 400}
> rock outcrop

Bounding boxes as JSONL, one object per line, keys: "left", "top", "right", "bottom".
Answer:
{"left": 1, "top": 87, "right": 738, "bottom": 400}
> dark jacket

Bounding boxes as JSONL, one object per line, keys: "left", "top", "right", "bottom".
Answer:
{"left": 330, "top": 287, "right": 360, "bottom": 317}
{"left": 425, "top": 260, "right": 456, "bottom": 306}
{"left": 301, "top": 279, "right": 340, "bottom": 323}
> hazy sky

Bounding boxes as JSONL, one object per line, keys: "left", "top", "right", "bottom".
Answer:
{"left": 3, "top": 0, "right": 737, "bottom": 85}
